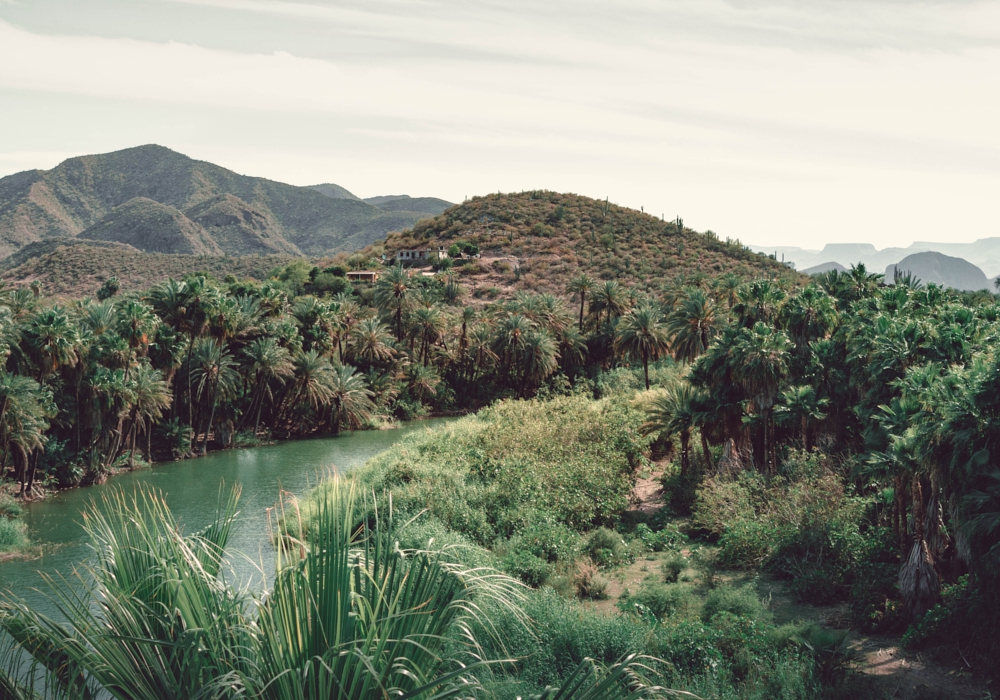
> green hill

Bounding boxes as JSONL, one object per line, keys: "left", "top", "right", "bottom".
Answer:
{"left": 0, "top": 145, "right": 435, "bottom": 258}
{"left": 0, "top": 239, "right": 290, "bottom": 298}
{"left": 184, "top": 194, "right": 300, "bottom": 255}
{"left": 382, "top": 191, "right": 801, "bottom": 296}
{"left": 81, "top": 197, "right": 223, "bottom": 256}
{"left": 308, "top": 183, "right": 360, "bottom": 200}
{"left": 363, "top": 195, "right": 453, "bottom": 216}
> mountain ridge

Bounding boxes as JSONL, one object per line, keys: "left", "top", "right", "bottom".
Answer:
{"left": 751, "top": 238, "right": 1000, "bottom": 280}
{"left": 0, "top": 145, "right": 450, "bottom": 258}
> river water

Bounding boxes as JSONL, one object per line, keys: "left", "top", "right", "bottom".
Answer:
{"left": 0, "top": 418, "right": 451, "bottom": 616}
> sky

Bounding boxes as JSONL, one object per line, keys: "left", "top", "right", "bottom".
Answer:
{"left": 1, "top": 0, "right": 998, "bottom": 249}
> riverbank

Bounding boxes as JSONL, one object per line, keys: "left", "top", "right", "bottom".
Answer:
{"left": 290, "top": 389, "right": 992, "bottom": 699}
{"left": 0, "top": 416, "right": 457, "bottom": 618}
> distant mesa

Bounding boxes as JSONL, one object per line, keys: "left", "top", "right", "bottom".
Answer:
{"left": 886, "top": 251, "right": 991, "bottom": 291}
{"left": 751, "top": 237, "right": 1000, "bottom": 280}
{"left": 802, "top": 261, "right": 847, "bottom": 275}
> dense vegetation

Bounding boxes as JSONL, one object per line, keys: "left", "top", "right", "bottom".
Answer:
{"left": 287, "top": 263, "right": 1000, "bottom": 695}
{"left": 3, "top": 249, "right": 1000, "bottom": 694}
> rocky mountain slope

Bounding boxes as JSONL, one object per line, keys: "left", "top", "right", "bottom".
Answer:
{"left": 0, "top": 145, "right": 446, "bottom": 258}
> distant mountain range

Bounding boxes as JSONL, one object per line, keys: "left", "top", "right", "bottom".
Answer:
{"left": 0, "top": 145, "right": 452, "bottom": 259}
{"left": 750, "top": 240, "right": 1000, "bottom": 282}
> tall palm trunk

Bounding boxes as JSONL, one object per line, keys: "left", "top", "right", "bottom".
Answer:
{"left": 701, "top": 431, "right": 712, "bottom": 470}
{"left": 679, "top": 430, "right": 690, "bottom": 476}
{"left": 642, "top": 348, "right": 650, "bottom": 390}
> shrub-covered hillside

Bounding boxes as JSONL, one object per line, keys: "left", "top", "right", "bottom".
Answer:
{"left": 384, "top": 191, "right": 803, "bottom": 296}
{"left": 0, "top": 240, "right": 291, "bottom": 297}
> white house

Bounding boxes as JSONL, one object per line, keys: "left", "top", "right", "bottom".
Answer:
{"left": 395, "top": 247, "right": 446, "bottom": 263}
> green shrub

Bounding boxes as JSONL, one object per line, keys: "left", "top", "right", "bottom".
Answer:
{"left": 692, "top": 473, "right": 761, "bottom": 537}
{"left": 717, "top": 519, "right": 779, "bottom": 569}
{"left": 0, "top": 494, "right": 23, "bottom": 520}
{"left": 633, "top": 521, "right": 686, "bottom": 552}
{"left": 661, "top": 552, "right": 686, "bottom": 583}
{"left": 701, "top": 586, "right": 768, "bottom": 624}
{"left": 0, "top": 516, "right": 28, "bottom": 552}
{"left": 582, "top": 527, "right": 634, "bottom": 568}
{"left": 502, "top": 550, "right": 551, "bottom": 587}
{"left": 624, "top": 582, "right": 696, "bottom": 620}
{"left": 506, "top": 519, "right": 580, "bottom": 563}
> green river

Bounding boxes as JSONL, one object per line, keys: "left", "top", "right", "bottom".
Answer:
{"left": 0, "top": 418, "right": 452, "bottom": 616}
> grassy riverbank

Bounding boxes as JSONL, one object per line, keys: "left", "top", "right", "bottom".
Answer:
{"left": 292, "top": 382, "right": 907, "bottom": 699}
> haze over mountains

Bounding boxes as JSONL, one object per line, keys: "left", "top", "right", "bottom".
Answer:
{"left": 0, "top": 145, "right": 452, "bottom": 259}
{"left": 752, "top": 240, "right": 1000, "bottom": 283}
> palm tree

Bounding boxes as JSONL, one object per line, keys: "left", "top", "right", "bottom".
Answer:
{"left": 732, "top": 279, "right": 786, "bottom": 328}
{"left": 714, "top": 273, "right": 741, "bottom": 309}
{"left": 494, "top": 314, "right": 533, "bottom": 382}
{"left": 327, "top": 365, "right": 375, "bottom": 434}
{"left": 406, "top": 363, "right": 440, "bottom": 403}
{"left": 116, "top": 299, "right": 160, "bottom": 378}
{"left": 567, "top": 274, "right": 594, "bottom": 331}
{"left": 283, "top": 350, "right": 335, "bottom": 425}
{"left": 519, "top": 330, "right": 560, "bottom": 394}
{"left": 373, "top": 264, "right": 411, "bottom": 341}
{"left": 411, "top": 306, "right": 445, "bottom": 366}
{"left": 590, "top": 280, "right": 628, "bottom": 329}
{"left": 0, "top": 370, "right": 54, "bottom": 495}
{"left": 666, "top": 289, "right": 718, "bottom": 363}
{"left": 730, "top": 323, "right": 791, "bottom": 472}
{"left": 614, "top": 305, "right": 670, "bottom": 390}
{"left": 641, "top": 383, "right": 698, "bottom": 476}
{"left": 349, "top": 317, "right": 395, "bottom": 367}
{"left": 775, "top": 384, "right": 829, "bottom": 451}
{"left": 23, "top": 306, "right": 80, "bottom": 380}
{"left": 241, "top": 337, "right": 294, "bottom": 436}
{"left": 189, "top": 338, "right": 239, "bottom": 455}
{"left": 127, "top": 364, "right": 172, "bottom": 465}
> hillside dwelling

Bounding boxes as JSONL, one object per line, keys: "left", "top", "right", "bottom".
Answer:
{"left": 395, "top": 247, "right": 446, "bottom": 263}
{"left": 345, "top": 270, "right": 379, "bottom": 283}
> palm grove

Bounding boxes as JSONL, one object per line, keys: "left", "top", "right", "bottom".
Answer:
{"left": 2, "top": 257, "right": 1000, "bottom": 662}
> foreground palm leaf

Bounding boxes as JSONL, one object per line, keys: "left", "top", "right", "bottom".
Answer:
{"left": 0, "top": 479, "right": 683, "bottom": 699}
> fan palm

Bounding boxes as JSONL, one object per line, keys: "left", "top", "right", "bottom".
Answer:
{"left": 614, "top": 305, "right": 670, "bottom": 390}
{"left": 730, "top": 323, "right": 791, "bottom": 472}
{"left": 373, "top": 264, "right": 411, "bottom": 341}
{"left": 0, "top": 370, "right": 54, "bottom": 495}
{"left": 666, "top": 289, "right": 718, "bottom": 363}
{"left": 567, "top": 274, "right": 594, "bottom": 331}
{"left": 641, "top": 383, "right": 699, "bottom": 476}
{"left": 349, "top": 317, "right": 395, "bottom": 366}
{"left": 241, "top": 337, "right": 295, "bottom": 436}
{"left": 326, "top": 364, "right": 375, "bottom": 434}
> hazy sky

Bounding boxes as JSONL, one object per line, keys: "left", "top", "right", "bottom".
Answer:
{"left": 1, "top": 0, "right": 998, "bottom": 249}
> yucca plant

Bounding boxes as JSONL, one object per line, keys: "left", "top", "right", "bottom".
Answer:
{"left": 0, "top": 479, "right": 686, "bottom": 699}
